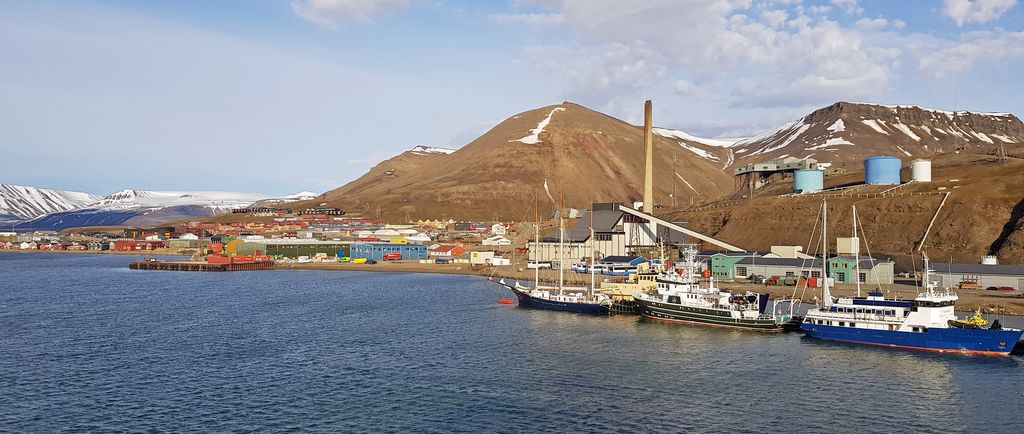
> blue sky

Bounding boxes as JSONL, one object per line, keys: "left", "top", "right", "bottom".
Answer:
{"left": 2, "top": 0, "right": 1023, "bottom": 196}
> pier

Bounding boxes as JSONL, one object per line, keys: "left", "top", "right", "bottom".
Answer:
{"left": 129, "top": 260, "right": 274, "bottom": 272}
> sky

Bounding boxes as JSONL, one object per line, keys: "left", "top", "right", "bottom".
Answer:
{"left": 2, "top": 0, "right": 1023, "bottom": 196}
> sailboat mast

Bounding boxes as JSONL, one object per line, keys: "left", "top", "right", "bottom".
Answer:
{"left": 558, "top": 179, "right": 564, "bottom": 295}
{"left": 822, "top": 200, "right": 831, "bottom": 307}
{"left": 853, "top": 205, "right": 861, "bottom": 297}
{"left": 534, "top": 196, "right": 539, "bottom": 290}
{"left": 590, "top": 203, "right": 595, "bottom": 298}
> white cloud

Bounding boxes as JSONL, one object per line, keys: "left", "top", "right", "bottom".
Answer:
{"left": 830, "top": 0, "right": 863, "bottom": 15}
{"left": 942, "top": 0, "right": 1017, "bottom": 26}
{"left": 918, "top": 30, "right": 1024, "bottom": 77}
{"left": 508, "top": 1, "right": 902, "bottom": 109}
{"left": 291, "top": 0, "right": 411, "bottom": 28}
{"left": 854, "top": 17, "right": 889, "bottom": 31}
{"left": 490, "top": 12, "right": 565, "bottom": 25}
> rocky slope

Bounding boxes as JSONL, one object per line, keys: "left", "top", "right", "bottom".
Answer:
{"left": 311, "top": 102, "right": 734, "bottom": 220}
{"left": 0, "top": 184, "right": 100, "bottom": 221}
{"left": 731, "top": 102, "right": 1024, "bottom": 169}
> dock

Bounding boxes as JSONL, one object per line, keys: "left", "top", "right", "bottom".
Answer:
{"left": 129, "top": 260, "right": 274, "bottom": 272}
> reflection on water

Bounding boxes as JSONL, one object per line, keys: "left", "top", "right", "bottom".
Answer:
{"left": 1, "top": 253, "right": 1022, "bottom": 433}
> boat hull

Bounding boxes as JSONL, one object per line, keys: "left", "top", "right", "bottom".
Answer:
{"left": 635, "top": 297, "right": 783, "bottom": 332}
{"left": 800, "top": 323, "right": 1024, "bottom": 355}
{"left": 496, "top": 281, "right": 610, "bottom": 315}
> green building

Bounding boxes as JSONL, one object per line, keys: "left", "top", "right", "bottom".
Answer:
{"left": 236, "top": 239, "right": 351, "bottom": 259}
{"left": 827, "top": 256, "right": 895, "bottom": 285}
{"left": 703, "top": 252, "right": 763, "bottom": 279}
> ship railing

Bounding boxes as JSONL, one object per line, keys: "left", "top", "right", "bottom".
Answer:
{"left": 809, "top": 311, "right": 901, "bottom": 322}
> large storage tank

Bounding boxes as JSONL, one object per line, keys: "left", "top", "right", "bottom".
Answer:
{"left": 911, "top": 159, "right": 932, "bottom": 182}
{"left": 864, "top": 156, "right": 901, "bottom": 185}
{"left": 793, "top": 169, "right": 824, "bottom": 193}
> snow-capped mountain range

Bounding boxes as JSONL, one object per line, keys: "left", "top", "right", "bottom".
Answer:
{"left": 1, "top": 186, "right": 317, "bottom": 230}
{"left": 0, "top": 184, "right": 101, "bottom": 221}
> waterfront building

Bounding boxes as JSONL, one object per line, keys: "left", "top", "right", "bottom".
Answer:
{"left": 350, "top": 242, "right": 427, "bottom": 261}
{"left": 237, "top": 239, "right": 351, "bottom": 259}
{"left": 929, "top": 259, "right": 1024, "bottom": 290}
{"left": 827, "top": 256, "right": 895, "bottom": 285}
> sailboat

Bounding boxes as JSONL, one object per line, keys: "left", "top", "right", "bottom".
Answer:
{"left": 800, "top": 203, "right": 1024, "bottom": 355}
{"left": 490, "top": 189, "right": 611, "bottom": 315}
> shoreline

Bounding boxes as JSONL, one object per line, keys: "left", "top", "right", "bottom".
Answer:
{"left": 275, "top": 261, "right": 1024, "bottom": 316}
{"left": 8, "top": 251, "right": 1024, "bottom": 316}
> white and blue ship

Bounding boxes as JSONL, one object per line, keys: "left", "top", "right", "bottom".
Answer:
{"left": 801, "top": 254, "right": 1023, "bottom": 355}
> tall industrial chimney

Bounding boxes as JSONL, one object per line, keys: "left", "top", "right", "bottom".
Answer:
{"left": 643, "top": 100, "right": 653, "bottom": 214}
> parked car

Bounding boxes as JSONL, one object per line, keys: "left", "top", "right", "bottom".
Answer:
{"left": 986, "top": 286, "right": 998, "bottom": 291}
{"left": 338, "top": 256, "right": 351, "bottom": 263}
{"left": 353, "top": 258, "right": 367, "bottom": 264}
{"left": 383, "top": 253, "right": 402, "bottom": 261}
{"left": 748, "top": 274, "right": 766, "bottom": 285}
{"left": 366, "top": 259, "right": 378, "bottom": 264}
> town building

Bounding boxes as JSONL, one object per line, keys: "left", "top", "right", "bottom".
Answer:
{"left": 929, "top": 259, "right": 1024, "bottom": 290}
{"left": 429, "top": 245, "right": 467, "bottom": 257}
{"left": 236, "top": 239, "right": 351, "bottom": 259}
{"left": 827, "top": 256, "right": 895, "bottom": 285}
{"left": 350, "top": 243, "right": 427, "bottom": 261}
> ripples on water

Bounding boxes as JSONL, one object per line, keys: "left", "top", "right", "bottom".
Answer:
{"left": 1, "top": 253, "right": 1022, "bottom": 433}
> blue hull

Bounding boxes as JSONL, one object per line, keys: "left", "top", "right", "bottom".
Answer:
{"left": 801, "top": 323, "right": 1023, "bottom": 355}
{"left": 511, "top": 288, "right": 609, "bottom": 315}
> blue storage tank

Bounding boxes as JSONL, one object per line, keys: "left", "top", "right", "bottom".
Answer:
{"left": 864, "top": 156, "right": 901, "bottom": 185}
{"left": 793, "top": 169, "right": 824, "bottom": 193}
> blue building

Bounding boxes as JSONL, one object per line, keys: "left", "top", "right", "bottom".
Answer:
{"left": 350, "top": 242, "right": 428, "bottom": 261}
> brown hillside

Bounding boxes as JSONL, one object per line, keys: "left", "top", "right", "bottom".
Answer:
{"left": 307, "top": 102, "right": 733, "bottom": 220}
{"left": 668, "top": 152, "right": 1024, "bottom": 270}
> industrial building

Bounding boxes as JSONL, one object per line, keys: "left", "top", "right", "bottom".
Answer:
{"left": 732, "top": 257, "right": 826, "bottom": 280}
{"left": 351, "top": 242, "right": 428, "bottom": 261}
{"left": 236, "top": 239, "right": 351, "bottom": 259}
{"left": 827, "top": 256, "right": 895, "bottom": 285}
{"left": 528, "top": 203, "right": 695, "bottom": 263}
{"left": 929, "top": 259, "right": 1024, "bottom": 290}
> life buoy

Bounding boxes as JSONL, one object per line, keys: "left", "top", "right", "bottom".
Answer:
{"left": 703, "top": 269, "right": 711, "bottom": 279}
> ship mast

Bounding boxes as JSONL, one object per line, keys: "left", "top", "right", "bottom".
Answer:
{"left": 853, "top": 205, "right": 861, "bottom": 298}
{"left": 822, "top": 200, "right": 832, "bottom": 307}
{"left": 558, "top": 179, "right": 564, "bottom": 295}
{"left": 590, "top": 202, "right": 595, "bottom": 299}
{"left": 534, "top": 196, "right": 539, "bottom": 290}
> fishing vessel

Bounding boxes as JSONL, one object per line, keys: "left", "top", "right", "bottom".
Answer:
{"left": 800, "top": 203, "right": 1024, "bottom": 355}
{"left": 632, "top": 245, "right": 787, "bottom": 331}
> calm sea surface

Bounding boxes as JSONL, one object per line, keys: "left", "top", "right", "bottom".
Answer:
{"left": 1, "top": 253, "right": 1022, "bottom": 433}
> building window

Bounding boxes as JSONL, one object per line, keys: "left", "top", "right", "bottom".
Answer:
{"left": 735, "top": 266, "right": 748, "bottom": 277}
{"left": 596, "top": 233, "right": 612, "bottom": 241}
{"left": 785, "top": 271, "right": 795, "bottom": 277}
{"left": 811, "top": 271, "right": 821, "bottom": 278}
{"left": 858, "top": 273, "right": 866, "bottom": 283}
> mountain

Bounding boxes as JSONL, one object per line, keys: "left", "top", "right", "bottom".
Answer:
{"left": 308, "top": 102, "right": 734, "bottom": 220}
{"left": 0, "top": 184, "right": 100, "bottom": 221}
{"left": 729, "top": 102, "right": 1024, "bottom": 169}
{"left": 12, "top": 189, "right": 269, "bottom": 231}
{"left": 301, "top": 100, "right": 1024, "bottom": 222}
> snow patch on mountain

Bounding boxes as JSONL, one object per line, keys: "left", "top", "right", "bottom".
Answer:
{"left": 0, "top": 184, "right": 101, "bottom": 220}
{"left": 896, "top": 145, "right": 912, "bottom": 157}
{"left": 93, "top": 190, "right": 268, "bottom": 211}
{"left": 892, "top": 123, "right": 921, "bottom": 141}
{"left": 861, "top": 120, "right": 889, "bottom": 135}
{"left": 409, "top": 145, "right": 456, "bottom": 155}
{"left": 653, "top": 128, "right": 745, "bottom": 148}
{"left": 826, "top": 119, "right": 846, "bottom": 133}
{"left": 513, "top": 107, "right": 565, "bottom": 144}
{"left": 805, "top": 138, "right": 854, "bottom": 150}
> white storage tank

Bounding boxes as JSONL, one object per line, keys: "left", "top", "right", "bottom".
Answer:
{"left": 911, "top": 159, "right": 932, "bottom": 183}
